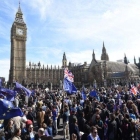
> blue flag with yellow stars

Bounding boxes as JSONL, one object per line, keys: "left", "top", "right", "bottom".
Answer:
{"left": 90, "top": 90, "right": 98, "bottom": 97}
{"left": 0, "top": 88, "right": 17, "bottom": 101}
{"left": 0, "top": 98, "right": 23, "bottom": 120}
{"left": 0, "top": 93, "right": 6, "bottom": 99}
{"left": 81, "top": 86, "right": 86, "bottom": 100}
{"left": 14, "top": 82, "right": 31, "bottom": 97}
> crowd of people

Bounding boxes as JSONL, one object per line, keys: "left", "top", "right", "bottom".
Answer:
{"left": 0, "top": 86, "right": 140, "bottom": 140}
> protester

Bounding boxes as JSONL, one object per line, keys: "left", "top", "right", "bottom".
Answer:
{"left": 70, "top": 117, "right": 80, "bottom": 140}
{"left": 87, "top": 126, "right": 100, "bottom": 140}
{"left": 5, "top": 119, "right": 14, "bottom": 139}
{"left": 47, "top": 119, "right": 53, "bottom": 137}
{"left": 1, "top": 78, "right": 140, "bottom": 140}
{"left": 11, "top": 128, "right": 21, "bottom": 140}
{"left": 37, "top": 107, "right": 45, "bottom": 128}
{"left": 23, "top": 124, "right": 38, "bottom": 140}
{"left": 63, "top": 105, "right": 69, "bottom": 139}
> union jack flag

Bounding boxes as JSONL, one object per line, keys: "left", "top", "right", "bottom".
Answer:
{"left": 130, "top": 85, "right": 139, "bottom": 96}
{"left": 64, "top": 68, "right": 74, "bottom": 82}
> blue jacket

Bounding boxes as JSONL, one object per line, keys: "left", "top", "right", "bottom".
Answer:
{"left": 52, "top": 109, "right": 57, "bottom": 120}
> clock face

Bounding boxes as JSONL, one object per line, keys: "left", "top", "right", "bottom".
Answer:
{"left": 17, "top": 28, "right": 24, "bottom": 36}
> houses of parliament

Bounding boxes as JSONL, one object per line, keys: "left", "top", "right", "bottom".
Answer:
{"left": 9, "top": 4, "right": 140, "bottom": 88}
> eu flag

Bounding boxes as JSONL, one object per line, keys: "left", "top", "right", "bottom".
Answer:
{"left": 64, "top": 78, "right": 77, "bottom": 94}
{"left": 0, "top": 88, "right": 17, "bottom": 101}
{"left": 81, "top": 86, "right": 86, "bottom": 100}
{"left": 90, "top": 90, "right": 98, "bottom": 97}
{"left": 0, "top": 98, "right": 23, "bottom": 120}
{"left": 0, "top": 93, "right": 6, "bottom": 99}
{"left": 14, "top": 82, "right": 31, "bottom": 97}
{"left": 32, "top": 90, "right": 35, "bottom": 97}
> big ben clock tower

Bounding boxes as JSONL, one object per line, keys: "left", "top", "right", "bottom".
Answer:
{"left": 9, "top": 3, "right": 27, "bottom": 84}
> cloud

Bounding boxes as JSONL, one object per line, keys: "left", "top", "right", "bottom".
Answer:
{"left": 67, "top": 50, "right": 98, "bottom": 64}
{"left": 0, "top": 1, "right": 17, "bottom": 41}
{"left": 26, "top": 46, "right": 63, "bottom": 65}
{"left": 26, "top": 0, "right": 140, "bottom": 57}
{"left": 0, "top": 59, "right": 10, "bottom": 81}
{"left": 23, "top": 0, "right": 54, "bottom": 21}
{"left": 0, "top": 45, "right": 10, "bottom": 54}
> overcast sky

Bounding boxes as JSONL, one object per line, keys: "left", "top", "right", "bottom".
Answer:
{"left": 0, "top": 0, "right": 140, "bottom": 80}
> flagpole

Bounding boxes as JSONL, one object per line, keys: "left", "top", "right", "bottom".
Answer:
{"left": 62, "top": 67, "right": 66, "bottom": 115}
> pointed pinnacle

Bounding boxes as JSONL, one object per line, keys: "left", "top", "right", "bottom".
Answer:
{"left": 103, "top": 41, "right": 105, "bottom": 48}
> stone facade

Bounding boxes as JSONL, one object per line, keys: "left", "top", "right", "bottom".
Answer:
{"left": 68, "top": 62, "right": 89, "bottom": 87}
{"left": 89, "top": 44, "right": 140, "bottom": 86}
{"left": 26, "top": 62, "right": 64, "bottom": 87}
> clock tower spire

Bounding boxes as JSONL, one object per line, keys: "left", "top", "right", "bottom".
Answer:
{"left": 9, "top": 2, "right": 27, "bottom": 84}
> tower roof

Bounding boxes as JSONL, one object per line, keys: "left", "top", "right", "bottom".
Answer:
{"left": 93, "top": 49, "right": 95, "bottom": 55}
{"left": 101, "top": 41, "right": 109, "bottom": 61}
{"left": 17, "top": 2, "right": 23, "bottom": 14}
{"left": 63, "top": 52, "right": 66, "bottom": 60}
{"left": 103, "top": 41, "right": 105, "bottom": 48}
{"left": 102, "top": 41, "right": 106, "bottom": 53}
{"left": 14, "top": 2, "right": 25, "bottom": 24}
{"left": 134, "top": 56, "right": 136, "bottom": 64}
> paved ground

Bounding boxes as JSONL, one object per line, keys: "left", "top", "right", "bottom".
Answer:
{"left": 53, "top": 118, "right": 69, "bottom": 140}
